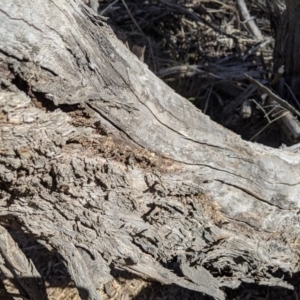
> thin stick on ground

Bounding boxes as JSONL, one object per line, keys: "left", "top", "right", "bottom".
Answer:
{"left": 120, "top": 0, "right": 145, "bottom": 36}
{"left": 236, "top": 0, "right": 263, "bottom": 40}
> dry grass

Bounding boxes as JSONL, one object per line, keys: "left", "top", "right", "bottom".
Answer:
{"left": 99, "top": 0, "right": 295, "bottom": 147}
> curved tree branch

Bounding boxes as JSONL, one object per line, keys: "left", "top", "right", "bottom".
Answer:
{"left": 0, "top": 1, "right": 300, "bottom": 299}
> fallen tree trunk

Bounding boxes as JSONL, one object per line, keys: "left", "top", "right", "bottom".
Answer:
{"left": 1, "top": 1, "right": 300, "bottom": 299}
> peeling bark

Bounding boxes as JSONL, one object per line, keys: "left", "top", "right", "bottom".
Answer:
{"left": 1, "top": 1, "right": 300, "bottom": 300}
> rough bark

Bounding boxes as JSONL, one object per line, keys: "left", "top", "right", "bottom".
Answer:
{"left": 1, "top": 1, "right": 300, "bottom": 300}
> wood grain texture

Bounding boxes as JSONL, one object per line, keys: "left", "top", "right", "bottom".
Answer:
{"left": 0, "top": 1, "right": 300, "bottom": 299}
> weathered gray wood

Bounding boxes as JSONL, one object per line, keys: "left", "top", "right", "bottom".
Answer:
{"left": 0, "top": 226, "right": 46, "bottom": 300}
{"left": 0, "top": 1, "right": 300, "bottom": 299}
